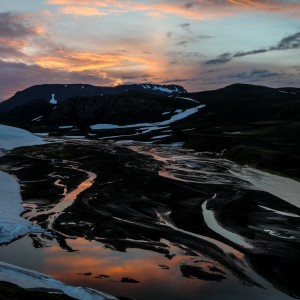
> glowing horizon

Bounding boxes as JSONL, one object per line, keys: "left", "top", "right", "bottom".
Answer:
{"left": 1, "top": 0, "right": 300, "bottom": 99}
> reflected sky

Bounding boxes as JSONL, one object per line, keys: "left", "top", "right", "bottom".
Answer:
{"left": 0, "top": 0, "right": 300, "bottom": 99}
{"left": 0, "top": 234, "right": 291, "bottom": 300}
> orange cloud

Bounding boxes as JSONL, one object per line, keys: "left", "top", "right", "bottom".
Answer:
{"left": 46, "top": 0, "right": 300, "bottom": 19}
{"left": 60, "top": 6, "right": 107, "bottom": 16}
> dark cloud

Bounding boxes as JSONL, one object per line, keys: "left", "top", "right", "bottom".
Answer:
{"left": 179, "top": 23, "right": 191, "bottom": 32}
{"left": 182, "top": 2, "right": 195, "bottom": 9}
{"left": 205, "top": 31, "right": 300, "bottom": 65}
{"left": 119, "top": 73, "right": 152, "bottom": 80}
{"left": 166, "top": 31, "right": 174, "bottom": 39}
{"left": 224, "top": 69, "right": 284, "bottom": 81}
{"left": 234, "top": 49, "right": 268, "bottom": 57}
{"left": 162, "top": 78, "right": 196, "bottom": 84}
{"left": 175, "top": 40, "right": 189, "bottom": 46}
{"left": 166, "top": 51, "right": 203, "bottom": 57}
{"left": 0, "top": 12, "right": 38, "bottom": 38}
{"left": 270, "top": 31, "right": 300, "bottom": 50}
{"left": 204, "top": 52, "right": 232, "bottom": 65}
{"left": 0, "top": 60, "right": 112, "bottom": 100}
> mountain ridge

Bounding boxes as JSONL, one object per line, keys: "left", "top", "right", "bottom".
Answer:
{"left": 0, "top": 83, "right": 187, "bottom": 113}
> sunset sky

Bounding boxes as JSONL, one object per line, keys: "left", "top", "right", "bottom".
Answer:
{"left": 1, "top": 0, "right": 300, "bottom": 100}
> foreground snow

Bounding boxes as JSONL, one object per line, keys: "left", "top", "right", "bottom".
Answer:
{"left": 0, "top": 124, "right": 47, "bottom": 244}
{"left": 0, "top": 124, "right": 44, "bottom": 150}
{"left": 0, "top": 171, "right": 45, "bottom": 245}
{"left": 0, "top": 124, "right": 117, "bottom": 299}
{"left": 0, "top": 262, "right": 117, "bottom": 300}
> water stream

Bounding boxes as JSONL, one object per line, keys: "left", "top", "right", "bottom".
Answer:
{"left": 1, "top": 142, "right": 299, "bottom": 300}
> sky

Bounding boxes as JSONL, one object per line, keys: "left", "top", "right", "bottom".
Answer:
{"left": 0, "top": 0, "right": 300, "bottom": 100}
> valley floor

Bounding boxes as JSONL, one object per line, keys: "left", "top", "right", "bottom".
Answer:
{"left": 1, "top": 139, "right": 300, "bottom": 299}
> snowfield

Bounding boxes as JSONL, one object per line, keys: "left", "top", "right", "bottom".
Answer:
{"left": 0, "top": 124, "right": 44, "bottom": 150}
{"left": 0, "top": 262, "right": 117, "bottom": 300}
{"left": 91, "top": 103, "right": 205, "bottom": 130}
{"left": 0, "top": 124, "right": 47, "bottom": 244}
{"left": 0, "top": 170, "right": 45, "bottom": 245}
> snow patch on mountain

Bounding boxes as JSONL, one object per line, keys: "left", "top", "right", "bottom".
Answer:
{"left": 141, "top": 84, "right": 186, "bottom": 94}
{"left": 91, "top": 104, "right": 205, "bottom": 130}
{"left": 50, "top": 93, "right": 57, "bottom": 105}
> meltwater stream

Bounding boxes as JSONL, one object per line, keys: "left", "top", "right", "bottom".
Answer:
{"left": 1, "top": 142, "right": 300, "bottom": 300}
{"left": 22, "top": 162, "right": 97, "bottom": 232}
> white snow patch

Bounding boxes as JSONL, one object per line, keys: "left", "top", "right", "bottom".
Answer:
{"left": 115, "top": 140, "right": 135, "bottom": 144}
{"left": 0, "top": 124, "right": 45, "bottom": 150}
{"left": 0, "top": 262, "right": 117, "bottom": 300}
{"left": 162, "top": 111, "right": 171, "bottom": 115}
{"left": 175, "top": 109, "right": 183, "bottom": 114}
{"left": 224, "top": 131, "right": 242, "bottom": 135}
{"left": 31, "top": 115, "right": 43, "bottom": 122}
{"left": 151, "top": 134, "right": 172, "bottom": 140}
{"left": 59, "top": 126, "right": 73, "bottom": 129}
{"left": 182, "top": 128, "right": 196, "bottom": 132}
{"left": 81, "top": 85, "right": 85, "bottom": 89}
{"left": 0, "top": 171, "right": 45, "bottom": 245}
{"left": 50, "top": 94, "right": 57, "bottom": 105}
{"left": 169, "top": 142, "right": 185, "bottom": 148}
{"left": 278, "top": 90, "right": 289, "bottom": 94}
{"left": 91, "top": 104, "right": 205, "bottom": 130}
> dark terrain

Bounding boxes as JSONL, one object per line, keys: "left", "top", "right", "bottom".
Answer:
{"left": 1, "top": 83, "right": 299, "bottom": 178}
{"left": 0, "top": 82, "right": 300, "bottom": 299}
{"left": 1, "top": 141, "right": 300, "bottom": 299}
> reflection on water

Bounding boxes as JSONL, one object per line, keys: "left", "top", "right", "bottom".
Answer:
{"left": 1, "top": 142, "right": 299, "bottom": 300}
{"left": 22, "top": 163, "right": 97, "bottom": 230}
{"left": 0, "top": 234, "right": 289, "bottom": 300}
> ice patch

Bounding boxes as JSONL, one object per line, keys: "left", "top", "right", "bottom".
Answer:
{"left": 0, "top": 124, "right": 45, "bottom": 150}
{"left": 175, "top": 109, "right": 183, "bottom": 114}
{"left": 59, "top": 125, "right": 73, "bottom": 129}
{"left": 278, "top": 90, "right": 289, "bottom": 94}
{"left": 151, "top": 135, "right": 172, "bottom": 140}
{"left": 0, "top": 171, "right": 45, "bottom": 245}
{"left": 31, "top": 115, "right": 43, "bottom": 122}
{"left": 0, "top": 262, "right": 117, "bottom": 300}
{"left": 50, "top": 94, "right": 57, "bottom": 105}
{"left": 169, "top": 142, "right": 185, "bottom": 148}
{"left": 224, "top": 132, "right": 242, "bottom": 135}
{"left": 91, "top": 104, "right": 205, "bottom": 130}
